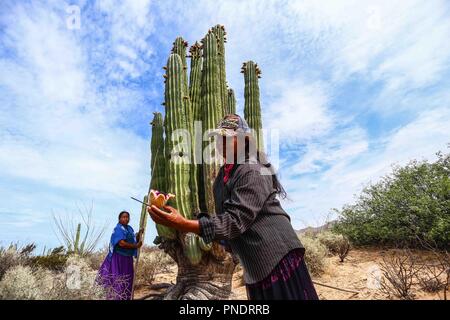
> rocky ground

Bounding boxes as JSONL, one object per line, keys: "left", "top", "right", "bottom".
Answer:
{"left": 134, "top": 248, "right": 444, "bottom": 300}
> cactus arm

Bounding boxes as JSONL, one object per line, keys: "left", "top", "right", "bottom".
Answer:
{"left": 198, "top": 236, "right": 213, "bottom": 251}
{"left": 74, "top": 223, "right": 81, "bottom": 254}
{"left": 226, "top": 88, "right": 236, "bottom": 115}
{"left": 164, "top": 53, "right": 192, "bottom": 220}
{"left": 150, "top": 112, "right": 177, "bottom": 240}
{"left": 201, "top": 31, "right": 222, "bottom": 214}
{"left": 183, "top": 233, "right": 203, "bottom": 265}
{"left": 242, "top": 61, "right": 264, "bottom": 152}
{"left": 212, "top": 25, "right": 228, "bottom": 118}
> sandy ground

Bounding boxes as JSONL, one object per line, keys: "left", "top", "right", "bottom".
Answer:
{"left": 134, "top": 248, "right": 445, "bottom": 300}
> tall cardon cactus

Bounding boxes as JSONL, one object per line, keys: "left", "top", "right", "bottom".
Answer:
{"left": 146, "top": 25, "right": 266, "bottom": 300}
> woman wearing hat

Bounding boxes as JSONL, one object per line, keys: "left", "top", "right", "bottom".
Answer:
{"left": 148, "top": 114, "right": 318, "bottom": 300}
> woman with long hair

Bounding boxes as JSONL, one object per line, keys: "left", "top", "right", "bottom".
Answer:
{"left": 148, "top": 114, "right": 318, "bottom": 300}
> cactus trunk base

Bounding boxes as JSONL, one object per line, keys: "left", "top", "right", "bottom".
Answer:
{"left": 155, "top": 236, "right": 237, "bottom": 300}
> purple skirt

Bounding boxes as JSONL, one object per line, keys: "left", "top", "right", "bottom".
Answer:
{"left": 96, "top": 252, "right": 134, "bottom": 300}
{"left": 245, "top": 248, "right": 319, "bottom": 300}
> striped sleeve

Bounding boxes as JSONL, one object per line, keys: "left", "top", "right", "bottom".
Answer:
{"left": 198, "top": 214, "right": 215, "bottom": 243}
{"left": 198, "top": 169, "right": 271, "bottom": 243}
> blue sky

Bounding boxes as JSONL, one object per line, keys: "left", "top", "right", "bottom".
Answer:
{"left": 1, "top": 0, "right": 449, "bottom": 250}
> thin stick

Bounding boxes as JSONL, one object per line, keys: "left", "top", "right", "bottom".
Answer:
{"left": 131, "top": 197, "right": 149, "bottom": 300}
{"left": 131, "top": 197, "right": 151, "bottom": 207}
{"left": 312, "top": 281, "right": 360, "bottom": 294}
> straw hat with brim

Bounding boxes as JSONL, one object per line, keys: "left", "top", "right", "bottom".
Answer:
{"left": 207, "top": 114, "right": 252, "bottom": 137}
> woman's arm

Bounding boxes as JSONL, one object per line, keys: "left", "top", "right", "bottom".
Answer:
{"left": 147, "top": 205, "right": 201, "bottom": 234}
{"left": 198, "top": 169, "right": 272, "bottom": 243}
{"left": 118, "top": 239, "right": 142, "bottom": 249}
{"left": 148, "top": 168, "right": 272, "bottom": 243}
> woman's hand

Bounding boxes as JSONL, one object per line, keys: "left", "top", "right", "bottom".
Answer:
{"left": 148, "top": 205, "right": 202, "bottom": 235}
{"left": 147, "top": 205, "right": 187, "bottom": 230}
{"left": 136, "top": 228, "right": 144, "bottom": 242}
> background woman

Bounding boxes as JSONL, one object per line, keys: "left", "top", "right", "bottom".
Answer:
{"left": 148, "top": 114, "right": 318, "bottom": 300}
{"left": 97, "top": 210, "right": 143, "bottom": 300}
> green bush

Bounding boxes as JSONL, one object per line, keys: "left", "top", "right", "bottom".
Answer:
{"left": 30, "top": 246, "right": 67, "bottom": 271}
{"left": 333, "top": 151, "right": 450, "bottom": 248}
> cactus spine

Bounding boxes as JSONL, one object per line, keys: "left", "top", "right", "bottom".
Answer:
{"left": 242, "top": 61, "right": 264, "bottom": 152}
{"left": 164, "top": 53, "right": 192, "bottom": 220}
{"left": 201, "top": 31, "right": 223, "bottom": 213}
{"left": 226, "top": 88, "right": 236, "bottom": 115}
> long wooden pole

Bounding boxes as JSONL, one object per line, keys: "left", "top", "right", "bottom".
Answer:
{"left": 131, "top": 195, "right": 149, "bottom": 300}
{"left": 312, "top": 281, "right": 360, "bottom": 294}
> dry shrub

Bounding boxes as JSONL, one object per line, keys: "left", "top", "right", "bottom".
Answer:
{"left": 53, "top": 254, "right": 108, "bottom": 300}
{"left": 417, "top": 263, "right": 447, "bottom": 293}
{"left": 316, "top": 231, "right": 351, "bottom": 262}
{"left": 0, "top": 254, "right": 112, "bottom": 300}
{"left": 0, "top": 265, "right": 43, "bottom": 299}
{"left": 0, "top": 243, "right": 35, "bottom": 280}
{"left": 415, "top": 237, "right": 449, "bottom": 299}
{"left": 84, "top": 247, "right": 108, "bottom": 270}
{"left": 298, "top": 234, "right": 328, "bottom": 276}
{"left": 316, "top": 232, "right": 341, "bottom": 255}
{"left": 379, "top": 249, "right": 421, "bottom": 300}
{"left": 135, "top": 248, "right": 175, "bottom": 286}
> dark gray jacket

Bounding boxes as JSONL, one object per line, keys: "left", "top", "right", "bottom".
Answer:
{"left": 197, "top": 161, "right": 304, "bottom": 284}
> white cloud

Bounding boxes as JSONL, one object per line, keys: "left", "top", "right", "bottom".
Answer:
{"left": 0, "top": 2, "right": 150, "bottom": 212}
{"left": 291, "top": 126, "right": 369, "bottom": 175}
{"left": 151, "top": 0, "right": 450, "bottom": 122}
{"left": 295, "top": 0, "right": 450, "bottom": 94}
{"left": 93, "top": 0, "right": 155, "bottom": 80}
{"left": 282, "top": 107, "right": 450, "bottom": 229}
{"left": 264, "top": 81, "right": 333, "bottom": 144}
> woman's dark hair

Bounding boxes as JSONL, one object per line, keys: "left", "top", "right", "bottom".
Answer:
{"left": 118, "top": 211, "right": 130, "bottom": 220}
{"left": 244, "top": 134, "right": 288, "bottom": 199}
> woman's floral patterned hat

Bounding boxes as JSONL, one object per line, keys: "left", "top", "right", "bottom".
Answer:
{"left": 207, "top": 113, "right": 251, "bottom": 137}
